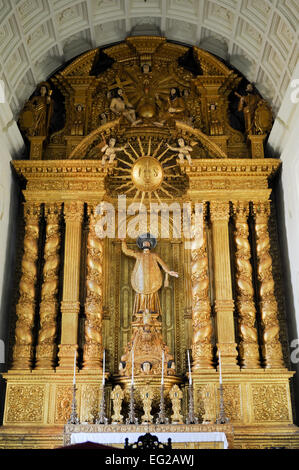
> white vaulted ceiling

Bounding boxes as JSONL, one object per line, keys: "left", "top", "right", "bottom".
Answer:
{"left": 0, "top": 0, "right": 298, "bottom": 116}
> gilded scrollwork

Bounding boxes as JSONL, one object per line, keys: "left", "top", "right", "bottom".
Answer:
{"left": 218, "top": 384, "right": 241, "bottom": 422}
{"left": 55, "top": 385, "right": 75, "bottom": 424}
{"left": 6, "top": 385, "right": 45, "bottom": 423}
{"left": 252, "top": 384, "right": 290, "bottom": 422}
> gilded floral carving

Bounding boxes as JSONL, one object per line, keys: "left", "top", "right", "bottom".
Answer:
{"left": 6, "top": 385, "right": 45, "bottom": 423}
{"left": 252, "top": 385, "right": 290, "bottom": 422}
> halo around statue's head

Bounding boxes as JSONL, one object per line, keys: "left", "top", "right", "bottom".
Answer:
{"left": 137, "top": 233, "right": 157, "bottom": 250}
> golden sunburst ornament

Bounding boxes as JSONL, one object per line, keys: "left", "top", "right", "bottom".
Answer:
{"left": 110, "top": 137, "right": 182, "bottom": 203}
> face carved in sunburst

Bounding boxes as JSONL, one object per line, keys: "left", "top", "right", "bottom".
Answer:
{"left": 132, "top": 156, "right": 163, "bottom": 192}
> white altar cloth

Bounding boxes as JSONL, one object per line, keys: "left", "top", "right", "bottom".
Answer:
{"left": 70, "top": 432, "right": 228, "bottom": 449}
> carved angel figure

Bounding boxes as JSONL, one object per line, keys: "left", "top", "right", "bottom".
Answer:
{"left": 167, "top": 138, "right": 193, "bottom": 164}
{"left": 101, "top": 137, "right": 125, "bottom": 165}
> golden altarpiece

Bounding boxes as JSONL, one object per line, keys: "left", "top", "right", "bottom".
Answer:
{"left": 1, "top": 36, "right": 299, "bottom": 449}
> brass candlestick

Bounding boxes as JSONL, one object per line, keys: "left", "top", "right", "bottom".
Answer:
{"left": 67, "top": 384, "right": 80, "bottom": 425}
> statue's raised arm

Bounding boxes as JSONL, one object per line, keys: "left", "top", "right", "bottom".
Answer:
{"left": 121, "top": 239, "right": 137, "bottom": 258}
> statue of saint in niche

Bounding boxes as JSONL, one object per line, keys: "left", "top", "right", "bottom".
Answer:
{"left": 19, "top": 83, "right": 53, "bottom": 136}
{"left": 235, "top": 83, "right": 260, "bottom": 135}
{"left": 121, "top": 233, "right": 178, "bottom": 316}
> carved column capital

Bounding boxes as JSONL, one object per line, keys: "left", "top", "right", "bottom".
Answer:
{"left": 63, "top": 201, "right": 84, "bottom": 223}
{"left": 210, "top": 201, "right": 230, "bottom": 222}
{"left": 23, "top": 202, "right": 41, "bottom": 223}
{"left": 232, "top": 201, "right": 249, "bottom": 219}
{"left": 252, "top": 200, "right": 271, "bottom": 219}
{"left": 44, "top": 202, "right": 62, "bottom": 222}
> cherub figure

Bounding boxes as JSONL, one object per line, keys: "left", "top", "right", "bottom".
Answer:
{"left": 101, "top": 137, "right": 126, "bottom": 165}
{"left": 166, "top": 137, "right": 193, "bottom": 164}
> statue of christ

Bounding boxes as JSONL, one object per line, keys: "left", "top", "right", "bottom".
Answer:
{"left": 121, "top": 233, "right": 178, "bottom": 316}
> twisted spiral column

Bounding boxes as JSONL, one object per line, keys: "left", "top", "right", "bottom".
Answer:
{"left": 35, "top": 203, "right": 61, "bottom": 369}
{"left": 83, "top": 204, "right": 104, "bottom": 369}
{"left": 190, "top": 202, "right": 213, "bottom": 369}
{"left": 253, "top": 201, "right": 284, "bottom": 368}
{"left": 12, "top": 202, "right": 41, "bottom": 369}
{"left": 232, "top": 201, "right": 260, "bottom": 368}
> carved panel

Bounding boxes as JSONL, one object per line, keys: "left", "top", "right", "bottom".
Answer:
{"left": 54, "top": 385, "right": 74, "bottom": 424}
{"left": 216, "top": 384, "right": 242, "bottom": 422}
{"left": 80, "top": 385, "right": 100, "bottom": 423}
{"left": 251, "top": 384, "right": 290, "bottom": 422}
{"left": 6, "top": 385, "right": 45, "bottom": 423}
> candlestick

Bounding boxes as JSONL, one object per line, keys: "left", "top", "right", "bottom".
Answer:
{"left": 218, "top": 349, "right": 222, "bottom": 384}
{"left": 102, "top": 349, "right": 105, "bottom": 386}
{"left": 131, "top": 344, "right": 134, "bottom": 385}
{"left": 186, "top": 382, "right": 198, "bottom": 424}
{"left": 68, "top": 383, "right": 80, "bottom": 425}
{"left": 161, "top": 350, "right": 164, "bottom": 385}
{"left": 126, "top": 383, "right": 138, "bottom": 425}
{"left": 187, "top": 349, "right": 192, "bottom": 385}
{"left": 73, "top": 350, "right": 76, "bottom": 385}
{"left": 95, "top": 349, "right": 108, "bottom": 424}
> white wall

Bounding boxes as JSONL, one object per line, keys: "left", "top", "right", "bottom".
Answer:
{"left": 268, "top": 60, "right": 299, "bottom": 342}
{"left": 0, "top": 101, "right": 24, "bottom": 370}
{"left": 268, "top": 60, "right": 299, "bottom": 422}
